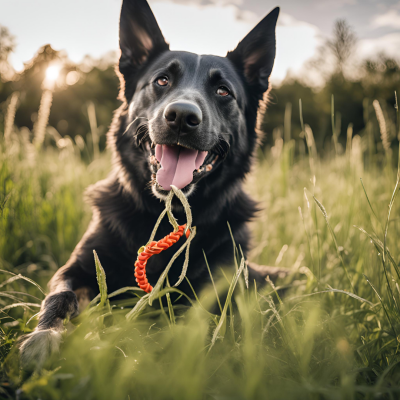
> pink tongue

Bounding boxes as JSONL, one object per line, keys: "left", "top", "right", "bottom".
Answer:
{"left": 155, "top": 145, "right": 207, "bottom": 190}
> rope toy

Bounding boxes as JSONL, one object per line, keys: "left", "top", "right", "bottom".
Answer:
{"left": 125, "top": 186, "right": 196, "bottom": 320}
{"left": 135, "top": 225, "right": 190, "bottom": 293}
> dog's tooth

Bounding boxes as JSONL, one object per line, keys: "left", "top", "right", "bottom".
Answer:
{"left": 150, "top": 155, "right": 157, "bottom": 165}
{"left": 151, "top": 141, "right": 155, "bottom": 149}
{"left": 206, "top": 164, "right": 212, "bottom": 172}
{"left": 212, "top": 155, "right": 219, "bottom": 165}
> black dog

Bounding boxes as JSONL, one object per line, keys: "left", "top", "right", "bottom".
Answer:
{"left": 20, "top": 0, "right": 280, "bottom": 368}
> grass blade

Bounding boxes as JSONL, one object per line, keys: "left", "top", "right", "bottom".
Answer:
{"left": 313, "top": 196, "right": 354, "bottom": 291}
{"left": 0, "top": 303, "right": 41, "bottom": 312}
{"left": 360, "top": 178, "right": 382, "bottom": 229}
{"left": 0, "top": 269, "right": 47, "bottom": 295}
{"left": 208, "top": 257, "right": 245, "bottom": 353}
{"left": 93, "top": 250, "right": 108, "bottom": 307}
{"left": 289, "top": 288, "right": 375, "bottom": 307}
{"left": 383, "top": 180, "right": 400, "bottom": 264}
{"left": 165, "top": 276, "right": 175, "bottom": 325}
{"left": 364, "top": 274, "right": 397, "bottom": 338}
{"left": 88, "top": 287, "right": 144, "bottom": 308}
{"left": 203, "top": 250, "right": 223, "bottom": 313}
{"left": 354, "top": 225, "right": 400, "bottom": 280}
{"left": 125, "top": 293, "right": 151, "bottom": 321}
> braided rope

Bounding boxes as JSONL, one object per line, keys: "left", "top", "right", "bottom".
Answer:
{"left": 134, "top": 225, "right": 190, "bottom": 293}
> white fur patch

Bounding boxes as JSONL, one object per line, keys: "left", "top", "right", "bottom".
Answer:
{"left": 20, "top": 329, "right": 63, "bottom": 370}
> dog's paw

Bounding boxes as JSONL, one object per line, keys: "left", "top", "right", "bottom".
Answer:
{"left": 19, "top": 329, "right": 63, "bottom": 370}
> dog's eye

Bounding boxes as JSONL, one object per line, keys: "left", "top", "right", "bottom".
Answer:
{"left": 217, "top": 86, "right": 230, "bottom": 96}
{"left": 156, "top": 76, "right": 169, "bottom": 86}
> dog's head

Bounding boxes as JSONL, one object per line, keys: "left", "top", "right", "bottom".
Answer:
{"left": 113, "top": 0, "right": 278, "bottom": 200}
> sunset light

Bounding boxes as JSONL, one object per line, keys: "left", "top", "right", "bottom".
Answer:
{"left": 45, "top": 64, "right": 61, "bottom": 82}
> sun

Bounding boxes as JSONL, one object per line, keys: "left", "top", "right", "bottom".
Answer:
{"left": 45, "top": 65, "right": 61, "bottom": 82}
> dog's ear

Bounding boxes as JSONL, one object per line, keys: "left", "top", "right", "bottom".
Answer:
{"left": 227, "top": 7, "right": 279, "bottom": 95}
{"left": 119, "top": 0, "right": 169, "bottom": 96}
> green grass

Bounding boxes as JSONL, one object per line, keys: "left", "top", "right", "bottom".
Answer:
{"left": 1, "top": 104, "right": 400, "bottom": 399}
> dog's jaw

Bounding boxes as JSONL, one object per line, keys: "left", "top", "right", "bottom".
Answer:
{"left": 145, "top": 132, "right": 223, "bottom": 199}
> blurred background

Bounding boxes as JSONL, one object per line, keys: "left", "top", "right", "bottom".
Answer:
{"left": 0, "top": 0, "right": 399, "bottom": 158}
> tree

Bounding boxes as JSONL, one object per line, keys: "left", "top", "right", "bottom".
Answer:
{"left": 327, "top": 19, "right": 357, "bottom": 75}
{"left": 306, "top": 19, "right": 357, "bottom": 83}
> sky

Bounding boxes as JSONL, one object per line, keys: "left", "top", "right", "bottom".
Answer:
{"left": 1, "top": 0, "right": 400, "bottom": 83}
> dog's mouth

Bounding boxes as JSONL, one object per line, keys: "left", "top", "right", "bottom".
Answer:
{"left": 130, "top": 120, "right": 229, "bottom": 194}
{"left": 147, "top": 143, "right": 221, "bottom": 193}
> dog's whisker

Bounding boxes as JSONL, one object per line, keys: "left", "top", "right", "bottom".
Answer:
{"left": 131, "top": 121, "right": 151, "bottom": 148}
{"left": 123, "top": 116, "right": 149, "bottom": 136}
{"left": 213, "top": 135, "right": 230, "bottom": 159}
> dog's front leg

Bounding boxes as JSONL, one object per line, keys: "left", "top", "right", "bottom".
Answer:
{"left": 19, "top": 265, "right": 90, "bottom": 370}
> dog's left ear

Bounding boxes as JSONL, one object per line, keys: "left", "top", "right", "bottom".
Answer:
{"left": 119, "top": 0, "right": 169, "bottom": 96}
{"left": 227, "top": 7, "right": 279, "bottom": 95}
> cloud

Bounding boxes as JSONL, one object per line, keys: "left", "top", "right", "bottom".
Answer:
{"left": 358, "top": 33, "right": 400, "bottom": 58}
{"left": 275, "top": 14, "right": 322, "bottom": 82}
{"left": 151, "top": 2, "right": 256, "bottom": 56}
{"left": 3, "top": 0, "right": 322, "bottom": 83}
{"left": 372, "top": 9, "right": 400, "bottom": 29}
{"left": 315, "top": 0, "right": 357, "bottom": 9}
{"left": 151, "top": 1, "right": 322, "bottom": 82}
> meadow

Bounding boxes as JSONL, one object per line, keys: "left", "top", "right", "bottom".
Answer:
{"left": 1, "top": 93, "right": 400, "bottom": 400}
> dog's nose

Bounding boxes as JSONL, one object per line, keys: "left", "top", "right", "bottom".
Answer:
{"left": 163, "top": 101, "right": 202, "bottom": 133}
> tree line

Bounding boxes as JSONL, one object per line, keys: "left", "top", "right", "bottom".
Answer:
{"left": 0, "top": 21, "right": 399, "bottom": 157}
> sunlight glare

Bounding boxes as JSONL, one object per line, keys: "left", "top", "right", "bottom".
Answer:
{"left": 46, "top": 65, "right": 61, "bottom": 82}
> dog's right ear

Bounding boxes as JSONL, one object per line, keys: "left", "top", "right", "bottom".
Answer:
{"left": 119, "top": 0, "right": 169, "bottom": 98}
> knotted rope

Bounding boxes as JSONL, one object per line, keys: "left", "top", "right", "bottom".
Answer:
{"left": 135, "top": 225, "right": 190, "bottom": 293}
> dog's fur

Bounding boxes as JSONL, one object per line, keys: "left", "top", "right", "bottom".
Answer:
{"left": 20, "top": 0, "right": 280, "bottom": 368}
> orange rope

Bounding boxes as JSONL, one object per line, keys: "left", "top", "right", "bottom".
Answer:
{"left": 134, "top": 225, "right": 190, "bottom": 293}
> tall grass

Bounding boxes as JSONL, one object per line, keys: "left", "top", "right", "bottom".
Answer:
{"left": 1, "top": 91, "right": 400, "bottom": 399}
